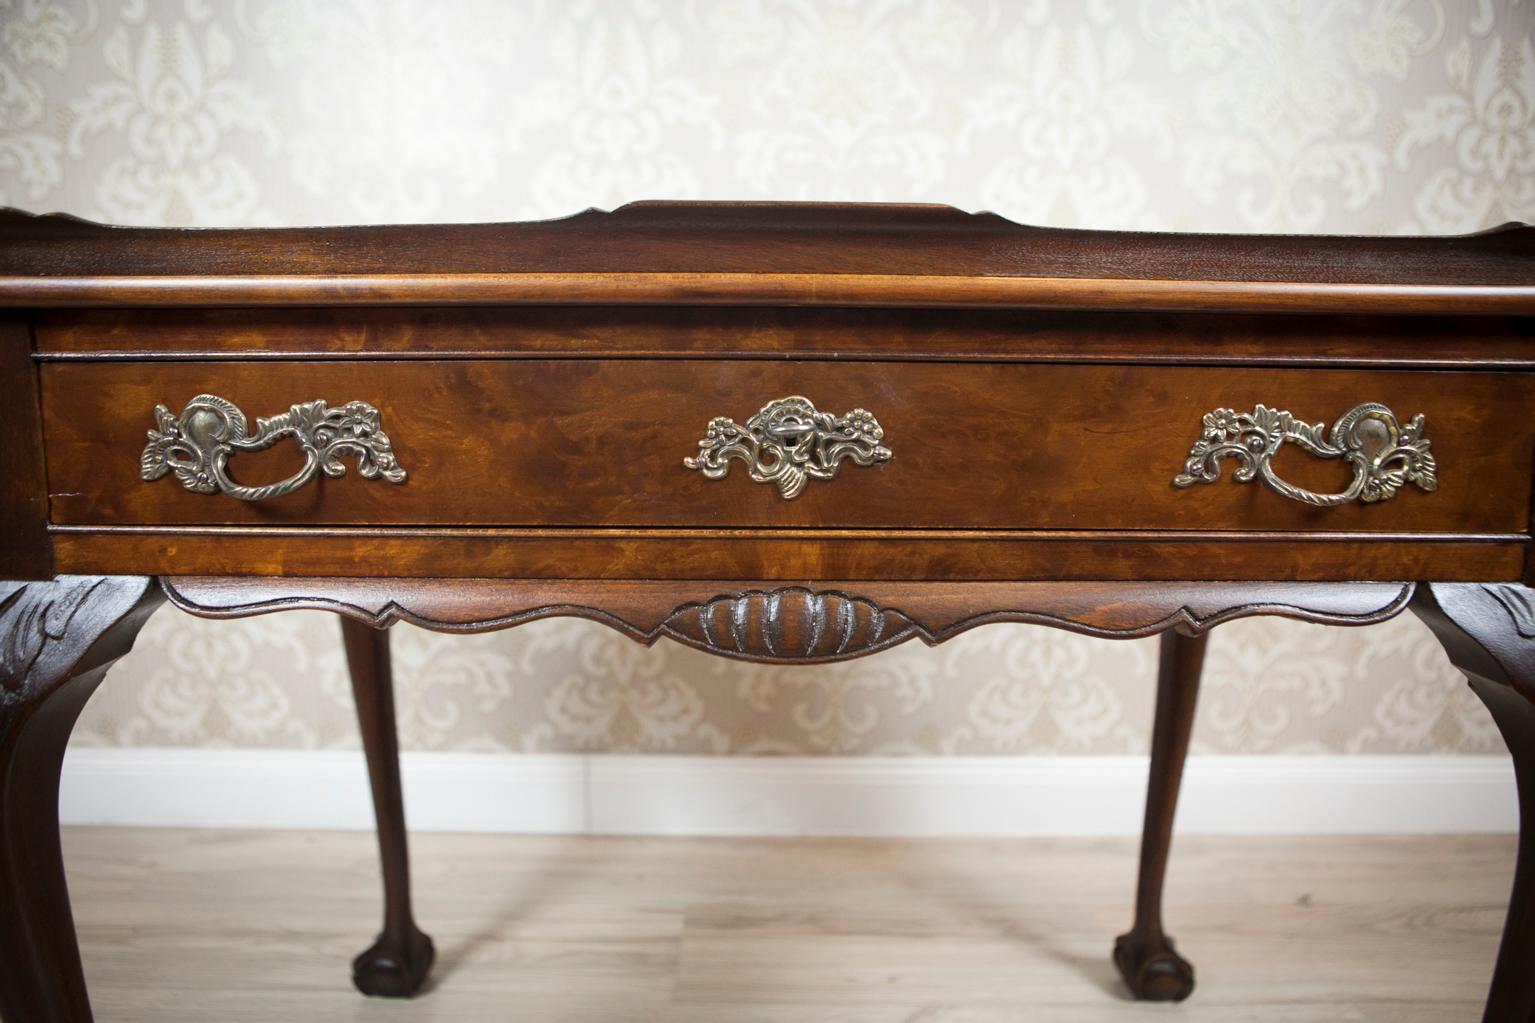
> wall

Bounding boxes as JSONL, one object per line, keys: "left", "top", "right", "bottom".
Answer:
{"left": 5, "top": 0, "right": 1532, "bottom": 757}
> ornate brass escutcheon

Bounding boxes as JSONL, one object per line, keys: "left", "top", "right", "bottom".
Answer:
{"left": 1173, "top": 401, "right": 1436, "bottom": 507}
{"left": 683, "top": 395, "right": 892, "bottom": 499}
{"left": 140, "top": 393, "right": 407, "bottom": 501}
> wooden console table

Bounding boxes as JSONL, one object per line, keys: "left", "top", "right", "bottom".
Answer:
{"left": 1, "top": 202, "right": 1532, "bottom": 1021}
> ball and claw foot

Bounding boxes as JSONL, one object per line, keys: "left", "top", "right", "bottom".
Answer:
{"left": 352, "top": 925, "right": 435, "bottom": 998}
{"left": 1113, "top": 930, "right": 1195, "bottom": 1002}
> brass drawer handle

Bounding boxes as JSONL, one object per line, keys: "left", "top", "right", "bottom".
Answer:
{"left": 1173, "top": 402, "right": 1436, "bottom": 507}
{"left": 684, "top": 395, "right": 892, "bottom": 500}
{"left": 140, "top": 394, "right": 406, "bottom": 501}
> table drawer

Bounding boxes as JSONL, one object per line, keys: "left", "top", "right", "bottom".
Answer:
{"left": 40, "top": 359, "right": 1535, "bottom": 533}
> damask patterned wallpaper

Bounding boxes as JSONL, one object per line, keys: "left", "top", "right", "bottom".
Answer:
{"left": 4, "top": 0, "right": 1531, "bottom": 754}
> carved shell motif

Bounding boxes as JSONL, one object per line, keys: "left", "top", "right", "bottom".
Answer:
{"left": 660, "top": 587, "right": 918, "bottom": 662}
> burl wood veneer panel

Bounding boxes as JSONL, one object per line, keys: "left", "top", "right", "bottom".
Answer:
{"left": 40, "top": 359, "right": 1535, "bottom": 533}
{"left": 48, "top": 531, "right": 1523, "bottom": 582}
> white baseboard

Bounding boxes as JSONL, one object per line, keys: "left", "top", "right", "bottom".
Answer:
{"left": 59, "top": 749, "right": 1517, "bottom": 837}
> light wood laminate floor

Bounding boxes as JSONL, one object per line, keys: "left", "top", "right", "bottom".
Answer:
{"left": 63, "top": 828, "right": 1513, "bottom": 1023}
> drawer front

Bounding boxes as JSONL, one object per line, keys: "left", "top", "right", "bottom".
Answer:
{"left": 40, "top": 359, "right": 1535, "bottom": 533}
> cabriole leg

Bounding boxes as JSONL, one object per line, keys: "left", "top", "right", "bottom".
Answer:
{"left": 0, "top": 576, "right": 162, "bottom": 1023}
{"left": 340, "top": 616, "right": 434, "bottom": 998}
{"left": 1114, "top": 628, "right": 1204, "bottom": 1001}
{"left": 1412, "top": 583, "right": 1535, "bottom": 1023}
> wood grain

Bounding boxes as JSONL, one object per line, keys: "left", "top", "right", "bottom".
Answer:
{"left": 1412, "top": 584, "right": 1535, "bottom": 1022}
{"left": 0, "top": 319, "right": 49, "bottom": 579}
{"left": 160, "top": 577, "right": 1415, "bottom": 649}
{"left": 3, "top": 199, "right": 1532, "bottom": 1023}
{"left": 3, "top": 202, "right": 1532, "bottom": 314}
{"left": 2, "top": 202, "right": 1528, "bottom": 282}
{"left": 34, "top": 307, "right": 1535, "bottom": 369}
{"left": 338, "top": 619, "right": 433, "bottom": 998}
{"left": 7, "top": 270, "right": 1535, "bottom": 314}
{"left": 0, "top": 577, "right": 162, "bottom": 1023}
{"left": 40, "top": 360, "right": 1534, "bottom": 534}
{"left": 52, "top": 530, "right": 1525, "bottom": 581}
{"left": 63, "top": 828, "right": 1511, "bottom": 1022}
{"left": 1115, "top": 630, "right": 1206, "bottom": 1002}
